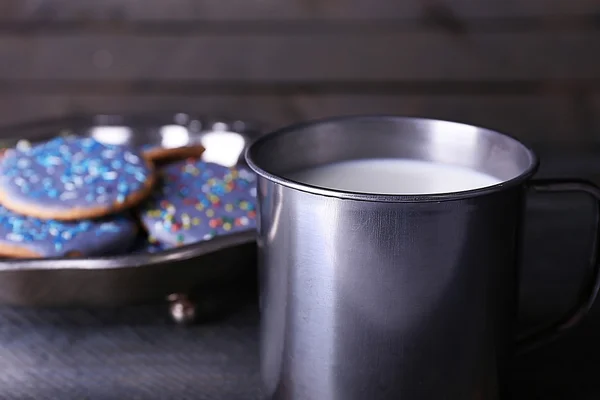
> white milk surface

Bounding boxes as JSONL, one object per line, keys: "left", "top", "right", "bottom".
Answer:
{"left": 289, "top": 158, "right": 502, "bottom": 195}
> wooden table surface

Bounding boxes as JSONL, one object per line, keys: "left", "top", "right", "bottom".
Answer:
{"left": 0, "top": 0, "right": 598, "bottom": 147}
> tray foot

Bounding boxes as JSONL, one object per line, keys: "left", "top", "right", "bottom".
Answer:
{"left": 167, "top": 293, "right": 196, "bottom": 325}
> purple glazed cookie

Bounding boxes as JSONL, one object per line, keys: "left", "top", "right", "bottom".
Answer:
{"left": 140, "top": 159, "right": 257, "bottom": 247}
{"left": 0, "top": 137, "right": 156, "bottom": 221}
{"left": 0, "top": 205, "right": 138, "bottom": 258}
{"left": 131, "top": 235, "right": 173, "bottom": 254}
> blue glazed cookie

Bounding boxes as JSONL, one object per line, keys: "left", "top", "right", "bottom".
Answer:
{"left": 140, "top": 159, "right": 257, "bottom": 246}
{"left": 131, "top": 235, "right": 173, "bottom": 254}
{"left": 0, "top": 137, "right": 156, "bottom": 220}
{"left": 0, "top": 205, "right": 138, "bottom": 258}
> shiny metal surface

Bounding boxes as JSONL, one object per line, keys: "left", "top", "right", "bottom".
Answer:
{"left": 246, "top": 116, "right": 600, "bottom": 400}
{"left": 0, "top": 113, "right": 260, "bottom": 306}
{"left": 0, "top": 113, "right": 259, "bottom": 167}
{"left": 248, "top": 116, "right": 535, "bottom": 202}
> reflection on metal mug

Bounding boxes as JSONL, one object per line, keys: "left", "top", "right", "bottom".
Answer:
{"left": 246, "top": 116, "right": 600, "bottom": 400}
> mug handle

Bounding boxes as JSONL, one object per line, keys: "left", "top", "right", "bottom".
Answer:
{"left": 516, "top": 178, "right": 600, "bottom": 354}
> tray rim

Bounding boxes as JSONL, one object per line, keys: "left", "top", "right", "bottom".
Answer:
{"left": 0, "top": 230, "right": 256, "bottom": 271}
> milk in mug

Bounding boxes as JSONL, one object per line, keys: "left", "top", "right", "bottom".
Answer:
{"left": 289, "top": 158, "right": 502, "bottom": 195}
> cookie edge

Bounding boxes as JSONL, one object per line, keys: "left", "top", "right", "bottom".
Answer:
{"left": 0, "top": 161, "right": 157, "bottom": 221}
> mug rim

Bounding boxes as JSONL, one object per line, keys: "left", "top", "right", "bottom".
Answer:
{"left": 245, "top": 115, "right": 540, "bottom": 203}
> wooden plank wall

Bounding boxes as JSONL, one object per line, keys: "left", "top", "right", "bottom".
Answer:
{"left": 0, "top": 0, "right": 599, "bottom": 144}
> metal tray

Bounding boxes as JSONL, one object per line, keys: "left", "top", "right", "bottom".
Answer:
{"left": 0, "top": 113, "right": 260, "bottom": 309}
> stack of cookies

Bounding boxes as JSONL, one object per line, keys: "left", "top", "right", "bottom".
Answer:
{"left": 0, "top": 136, "right": 257, "bottom": 259}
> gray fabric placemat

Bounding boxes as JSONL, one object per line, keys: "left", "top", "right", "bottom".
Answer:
{"left": 0, "top": 290, "right": 598, "bottom": 400}
{"left": 0, "top": 300, "right": 261, "bottom": 400}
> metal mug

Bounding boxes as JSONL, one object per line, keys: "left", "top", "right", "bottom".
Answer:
{"left": 245, "top": 116, "right": 600, "bottom": 400}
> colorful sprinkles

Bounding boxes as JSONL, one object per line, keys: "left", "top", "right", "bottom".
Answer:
{"left": 140, "top": 159, "right": 257, "bottom": 246}
{"left": 0, "top": 135, "right": 254, "bottom": 258}
{"left": 0, "top": 205, "right": 138, "bottom": 257}
{"left": 0, "top": 137, "right": 152, "bottom": 211}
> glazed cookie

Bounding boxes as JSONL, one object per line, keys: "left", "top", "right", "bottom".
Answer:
{"left": 142, "top": 143, "right": 206, "bottom": 164}
{"left": 140, "top": 159, "right": 257, "bottom": 246}
{"left": 0, "top": 205, "right": 138, "bottom": 258}
{"left": 0, "top": 137, "right": 156, "bottom": 220}
{"left": 131, "top": 236, "right": 173, "bottom": 254}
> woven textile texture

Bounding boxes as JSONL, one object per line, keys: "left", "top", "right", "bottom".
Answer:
{"left": 0, "top": 299, "right": 261, "bottom": 400}
{"left": 0, "top": 279, "right": 599, "bottom": 399}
